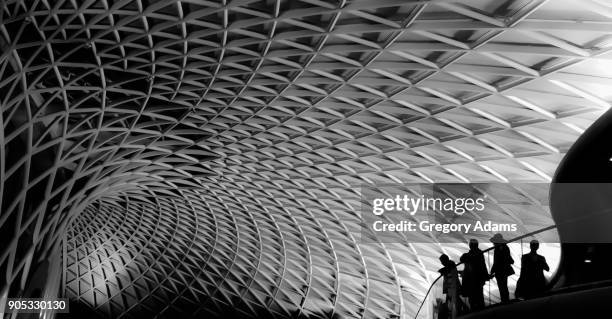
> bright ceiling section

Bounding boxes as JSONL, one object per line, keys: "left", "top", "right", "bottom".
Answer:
{"left": 0, "top": 0, "right": 611, "bottom": 318}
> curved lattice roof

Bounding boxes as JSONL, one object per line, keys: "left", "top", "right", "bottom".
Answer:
{"left": 1, "top": 0, "right": 611, "bottom": 318}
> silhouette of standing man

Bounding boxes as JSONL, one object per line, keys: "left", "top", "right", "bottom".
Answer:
{"left": 439, "top": 254, "right": 461, "bottom": 319}
{"left": 489, "top": 233, "right": 514, "bottom": 303}
{"left": 516, "top": 240, "right": 550, "bottom": 299}
{"left": 460, "top": 239, "right": 489, "bottom": 311}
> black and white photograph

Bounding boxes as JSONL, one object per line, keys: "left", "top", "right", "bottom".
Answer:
{"left": 1, "top": 0, "right": 612, "bottom": 318}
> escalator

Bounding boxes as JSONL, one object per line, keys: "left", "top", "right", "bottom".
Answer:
{"left": 461, "top": 107, "right": 612, "bottom": 317}
{"left": 417, "top": 107, "right": 612, "bottom": 319}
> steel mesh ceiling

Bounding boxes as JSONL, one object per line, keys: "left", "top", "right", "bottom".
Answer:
{"left": 1, "top": 0, "right": 612, "bottom": 318}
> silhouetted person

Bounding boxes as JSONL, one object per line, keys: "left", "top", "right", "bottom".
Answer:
{"left": 460, "top": 239, "right": 489, "bottom": 311}
{"left": 438, "top": 254, "right": 461, "bottom": 318}
{"left": 489, "top": 233, "right": 514, "bottom": 303}
{"left": 516, "top": 240, "right": 550, "bottom": 299}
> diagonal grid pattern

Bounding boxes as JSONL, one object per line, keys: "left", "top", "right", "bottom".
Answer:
{"left": 0, "top": 0, "right": 611, "bottom": 318}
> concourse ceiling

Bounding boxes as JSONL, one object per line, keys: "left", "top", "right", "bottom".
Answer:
{"left": 0, "top": 0, "right": 611, "bottom": 318}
